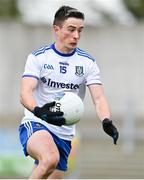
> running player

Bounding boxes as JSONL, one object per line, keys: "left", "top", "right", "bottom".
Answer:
{"left": 19, "top": 5, "right": 119, "bottom": 179}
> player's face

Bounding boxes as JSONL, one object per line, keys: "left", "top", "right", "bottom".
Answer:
{"left": 54, "top": 17, "right": 84, "bottom": 53}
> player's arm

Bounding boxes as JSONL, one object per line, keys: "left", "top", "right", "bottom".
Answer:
{"left": 88, "top": 84, "right": 119, "bottom": 144}
{"left": 20, "top": 77, "right": 65, "bottom": 126}
{"left": 20, "top": 77, "right": 38, "bottom": 112}
{"left": 88, "top": 84, "right": 110, "bottom": 121}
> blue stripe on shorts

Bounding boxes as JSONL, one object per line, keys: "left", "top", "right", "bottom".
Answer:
{"left": 19, "top": 121, "right": 71, "bottom": 171}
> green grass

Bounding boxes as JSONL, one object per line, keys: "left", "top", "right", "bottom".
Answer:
{"left": 0, "top": 154, "right": 33, "bottom": 178}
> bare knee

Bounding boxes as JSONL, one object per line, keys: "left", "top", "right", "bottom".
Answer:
{"left": 39, "top": 153, "right": 60, "bottom": 176}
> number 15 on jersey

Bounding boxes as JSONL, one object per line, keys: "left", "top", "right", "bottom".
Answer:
{"left": 60, "top": 66, "right": 67, "bottom": 74}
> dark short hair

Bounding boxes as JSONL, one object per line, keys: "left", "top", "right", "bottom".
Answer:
{"left": 53, "top": 5, "right": 84, "bottom": 26}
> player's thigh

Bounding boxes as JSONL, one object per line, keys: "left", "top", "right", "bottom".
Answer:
{"left": 27, "top": 130, "right": 59, "bottom": 161}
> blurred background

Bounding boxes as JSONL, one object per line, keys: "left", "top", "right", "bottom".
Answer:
{"left": 0, "top": 0, "right": 144, "bottom": 178}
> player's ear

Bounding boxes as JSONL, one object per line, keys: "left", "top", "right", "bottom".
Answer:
{"left": 53, "top": 25, "right": 60, "bottom": 34}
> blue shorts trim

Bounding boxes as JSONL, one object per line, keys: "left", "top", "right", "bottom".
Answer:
{"left": 19, "top": 121, "right": 71, "bottom": 171}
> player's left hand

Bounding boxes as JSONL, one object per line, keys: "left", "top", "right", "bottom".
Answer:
{"left": 102, "top": 118, "right": 119, "bottom": 145}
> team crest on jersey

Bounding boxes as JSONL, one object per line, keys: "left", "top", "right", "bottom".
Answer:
{"left": 75, "top": 66, "right": 84, "bottom": 77}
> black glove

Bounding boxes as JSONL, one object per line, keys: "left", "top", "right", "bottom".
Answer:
{"left": 102, "top": 118, "right": 119, "bottom": 145}
{"left": 33, "top": 102, "right": 65, "bottom": 126}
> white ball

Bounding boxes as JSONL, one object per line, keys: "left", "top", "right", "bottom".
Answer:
{"left": 54, "top": 92, "right": 84, "bottom": 125}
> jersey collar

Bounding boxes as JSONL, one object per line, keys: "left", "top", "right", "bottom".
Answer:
{"left": 51, "top": 43, "right": 76, "bottom": 57}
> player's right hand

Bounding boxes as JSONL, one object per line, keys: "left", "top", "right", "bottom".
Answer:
{"left": 33, "top": 102, "right": 65, "bottom": 126}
